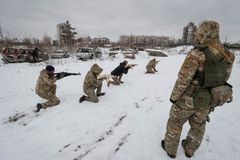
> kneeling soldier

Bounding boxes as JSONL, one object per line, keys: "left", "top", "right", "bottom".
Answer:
{"left": 79, "top": 64, "right": 105, "bottom": 103}
{"left": 35, "top": 65, "right": 63, "bottom": 112}
{"left": 146, "top": 58, "right": 158, "bottom": 74}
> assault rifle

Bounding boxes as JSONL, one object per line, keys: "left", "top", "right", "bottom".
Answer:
{"left": 126, "top": 64, "right": 138, "bottom": 69}
{"left": 54, "top": 72, "right": 81, "bottom": 79}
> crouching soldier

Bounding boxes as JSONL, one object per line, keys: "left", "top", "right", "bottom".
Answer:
{"left": 145, "top": 58, "right": 158, "bottom": 74}
{"left": 162, "top": 20, "right": 235, "bottom": 158}
{"left": 97, "top": 74, "right": 121, "bottom": 87}
{"left": 109, "top": 60, "right": 136, "bottom": 86}
{"left": 35, "top": 65, "right": 63, "bottom": 112}
{"left": 79, "top": 64, "right": 105, "bottom": 103}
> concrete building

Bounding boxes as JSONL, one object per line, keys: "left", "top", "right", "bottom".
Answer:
{"left": 118, "top": 35, "right": 174, "bottom": 47}
{"left": 182, "top": 22, "right": 197, "bottom": 45}
{"left": 56, "top": 20, "right": 77, "bottom": 48}
{"left": 91, "top": 37, "right": 110, "bottom": 47}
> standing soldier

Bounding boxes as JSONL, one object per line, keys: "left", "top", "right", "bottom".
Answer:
{"left": 32, "top": 47, "right": 39, "bottom": 62}
{"left": 162, "top": 20, "right": 235, "bottom": 158}
{"left": 79, "top": 64, "right": 105, "bottom": 103}
{"left": 145, "top": 58, "right": 159, "bottom": 74}
{"left": 35, "top": 65, "right": 63, "bottom": 112}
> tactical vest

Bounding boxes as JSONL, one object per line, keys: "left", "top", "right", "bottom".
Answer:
{"left": 193, "top": 46, "right": 228, "bottom": 88}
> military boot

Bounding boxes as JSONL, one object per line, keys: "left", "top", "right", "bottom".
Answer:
{"left": 182, "top": 140, "right": 193, "bottom": 158}
{"left": 79, "top": 95, "right": 86, "bottom": 103}
{"left": 97, "top": 92, "right": 105, "bottom": 97}
{"left": 161, "top": 140, "right": 176, "bottom": 158}
{"left": 35, "top": 103, "right": 43, "bottom": 113}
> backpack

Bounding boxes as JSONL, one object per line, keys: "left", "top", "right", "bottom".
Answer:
{"left": 192, "top": 45, "right": 233, "bottom": 109}
{"left": 210, "top": 83, "right": 233, "bottom": 108}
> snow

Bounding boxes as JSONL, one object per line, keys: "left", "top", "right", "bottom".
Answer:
{"left": 0, "top": 47, "right": 240, "bottom": 160}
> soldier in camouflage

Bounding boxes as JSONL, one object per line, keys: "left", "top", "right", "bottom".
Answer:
{"left": 146, "top": 58, "right": 158, "bottom": 74}
{"left": 79, "top": 64, "right": 105, "bottom": 103}
{"left": 35, "top": 65, "right": 63, "bottom": 112}
{"left": 162, "top": 21, "right": 235, "bottom": 158}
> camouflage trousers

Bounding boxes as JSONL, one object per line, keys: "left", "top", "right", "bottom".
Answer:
{"left": 146, "top": 66, "right": 155, "bottom": 73}
{"left": 84, "top": 81, "right": 102, "bottom": 103}
{"left": 36, "top": 85, "right": 60, "bottom": 108}
{"left": 164, "top": 104, "right": 209, "bottom": 156}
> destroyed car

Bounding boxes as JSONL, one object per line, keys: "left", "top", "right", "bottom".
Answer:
{"left": 76, "top": 47, "right": 94, "bottom": 61}
{"left": 50, "top": 50, "right": 70, "bottom": 59}
{"left": 2, "top": 47, "right": 49, "bottom": 63}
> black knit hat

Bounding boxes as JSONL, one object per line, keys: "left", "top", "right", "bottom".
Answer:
{"left": 46, "top": 65, "right": 55, "bottom": 72}
{"left": 123, "top": 60, "right": 128, "bottom": 64}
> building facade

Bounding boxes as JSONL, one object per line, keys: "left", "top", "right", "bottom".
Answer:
{"left": 56, "top": 20, "right": 77, "bottom": 48}
{"left": 182, "top": 22, "right": 197, "bottom": 45}
{"left": 118, "top": 35, "right": 175, "bottom": 47}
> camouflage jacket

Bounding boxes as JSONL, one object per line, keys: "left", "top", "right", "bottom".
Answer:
{"left": 83, "top": 64, "right": 103, "bottom": 91}
{"left": 35, "top": 69, "right": 58, "bottom": 94}
{"left": 146, "top": 59, "right": 157, "bottom": 68}
{"left": 170, "top": 44, "right": 235, "bottom": 102}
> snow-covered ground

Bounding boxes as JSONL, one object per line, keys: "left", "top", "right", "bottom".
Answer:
{"left": 0, "top": 47, "right": 240, "bottom": 160}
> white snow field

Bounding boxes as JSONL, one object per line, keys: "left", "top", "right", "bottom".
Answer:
{"left": 0, "top": 47, "right": 240, "bottom": 160}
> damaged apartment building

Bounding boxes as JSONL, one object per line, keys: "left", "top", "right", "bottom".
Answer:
{"left": 182, "top": 22, "right": 197, "bottom": 45}
{"left": 57, "top": 20, "right": 77, "bottom": 48}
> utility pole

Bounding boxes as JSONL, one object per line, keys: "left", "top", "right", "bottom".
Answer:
{"left": 0, "top": 20, "right": 4, "bottom": 41}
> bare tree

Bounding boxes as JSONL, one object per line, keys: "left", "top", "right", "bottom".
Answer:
{"left": 22, "top": 37, "right": 33, "bottom": 48}
{"left": 41, "top": 35, "right": 52, "bottom": 52}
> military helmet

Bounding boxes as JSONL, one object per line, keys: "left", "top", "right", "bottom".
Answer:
{"left": 196, "top": 20, "right": 220, "bottom": 44}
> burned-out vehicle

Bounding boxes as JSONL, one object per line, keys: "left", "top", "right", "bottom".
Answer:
{"left": 50, "top": 50, "right": 70, "bottom": 59}
{"left": 1, "top": 47, "right": 49, "bottom": 63}
{"left": 76, "top": 47, "right": 94, "bottom": 61}
{"left": 76, "top": 47, "right": 101, "bottom": 61}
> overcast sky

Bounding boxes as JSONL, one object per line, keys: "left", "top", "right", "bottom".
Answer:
{"left": 0, "top": 0, "right": 239, "bottom": 42}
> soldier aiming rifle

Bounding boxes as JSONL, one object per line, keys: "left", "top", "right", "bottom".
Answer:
{"left": 35, "top": 65, "right": 81, "bottom": 112}
{"left": 146, "top": 58, "right": 159, "bottom": 74}
{"left": 109, "top": 60, "right": 137, "bottom": 86}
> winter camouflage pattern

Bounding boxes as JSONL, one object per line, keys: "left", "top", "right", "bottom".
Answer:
{"left": 196, "top": 20, "right": 220, "bottom": 45}
{"left": 165, "top": 104, "right": 209, "bottom": 156}
{"left": 146, "top": 58, "right": 158, "bottom": 73}
{"left": 35, "top": 69, "right": 60, "bottom": 108}
{"left": 210, "top": 84, "right": 233, "bottom": 107}
{"left": 163, "top": 20, "right": 235, "bottom": 157}
{"left": 83, "top": 64, "right": 103, "bottom": 103}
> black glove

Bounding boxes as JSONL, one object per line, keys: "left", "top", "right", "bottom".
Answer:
{"left": 170, "top": 98, "right": 177, "bottom": 104}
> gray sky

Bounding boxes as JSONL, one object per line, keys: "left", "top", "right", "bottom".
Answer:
{"left": 0, "top": 0, "right": 239, "bottom": 42}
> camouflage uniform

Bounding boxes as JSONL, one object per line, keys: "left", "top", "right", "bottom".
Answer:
{"left": 35, "top": 69, "right": 60, "bottom": 108}
{"left": 146, "top": 58, "right": 158, "bottom": 73}
{"left": 83, "top": 64, "right": 103, "bottom": 103}
{"left": 163, "top": 21, "right": 235, "bottom": 157}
